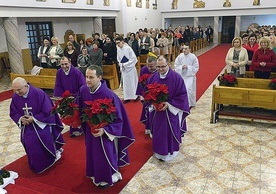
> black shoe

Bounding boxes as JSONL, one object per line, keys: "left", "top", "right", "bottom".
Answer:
{"left": 134, "top": 96, "right": 140, "bottom": 102}
{"left": 123, "top": 100, "right": 130, "bottom": 104}
{"left": 98, "top": 184, "right": 109, "bottom": 189}
{"left": 70, "top": 134, "right": 77, "bottom": 138}
{"left": 158, "top": 158, "right": 165, "bottom": 162}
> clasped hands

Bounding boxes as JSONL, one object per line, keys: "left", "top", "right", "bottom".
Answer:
{"left": 153, "top": 102, "right": 169, "bottom": 111}
{"left": 259, "top": 62, "right": 266, "bottom": 67}
{"left": 21, "top": 116, "right": 34, "bottom": 125}
{"left": 92, "top": 128, "right": 105, "bottom": 137}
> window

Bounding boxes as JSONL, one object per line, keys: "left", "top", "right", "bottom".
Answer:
{"left": 25, "top": 22, "right": 53, "bottom": 66}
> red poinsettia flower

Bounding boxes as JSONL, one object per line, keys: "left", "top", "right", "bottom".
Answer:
{"left": 142, "top": 82, "right": 169, "bottom": 111}
{"left": 218, "top": 74, "right": 237, "bottom": 87}
{"left": 139, "top": 74, "right": 152, "bottom": 87}
{"left": 82, "top": 98, "right": 117, "bottom": 133}
{"left": 51, "top": 90, "right": 81, "bottom": 127}
{"left": 269, "top": 78, "right": 276, "bottom": 90}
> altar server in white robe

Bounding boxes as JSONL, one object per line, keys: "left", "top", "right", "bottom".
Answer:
{"left": 174, "top": 43, "right": 199, "bottom": 108}
{"left": 115, "top": 36, "right": 138, "bottom": 103}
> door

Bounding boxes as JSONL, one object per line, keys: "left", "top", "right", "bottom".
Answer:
{"left": 102, "top": 19, "right": 116, "bottom": 38}
{"left": 221, "top": 16, "right": 236, "bottom": 43}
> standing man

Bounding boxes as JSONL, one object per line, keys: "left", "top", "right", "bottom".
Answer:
{"left": 10, "top": 77, "right": 65, "bottom": 173}
{"left": 115, "top": 36, "right": 138, "bottom": 103}
{"left": 174, "top": 43, "right": 199, "bottom": 108}
{"left": 136, "top": 56, "right": 157, "bottom": 134}
{"left": 78, "top": 65, "right": 135, "bottom": 188}
{"left": 68, "top": 34, "right": 80, "bottom": 53}
{"left": 53, "top": 56, "right": 86, "bottom": 137}
{"left": 146, "top": 56, "right": 190, "bottom": 162}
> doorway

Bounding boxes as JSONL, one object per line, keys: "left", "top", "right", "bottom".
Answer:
{"left": 221, "top": 16, "right": 236, "bottom": 43}
{"left": 102, "top": 19, "right": 116, "bottom": 38}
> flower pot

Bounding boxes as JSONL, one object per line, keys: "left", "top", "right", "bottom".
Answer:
{"left": 152, "top": 102, "right": 165, "bottom": 111}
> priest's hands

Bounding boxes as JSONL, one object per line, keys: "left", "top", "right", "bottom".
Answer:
{"left": 21, "top": 116, "right": 34, "bottom": 125}
{"left": 93, "top": 128, "right": 105, "bottom": 137}
{"left": 182, "top": 64, "right": 188, "bottom": 69}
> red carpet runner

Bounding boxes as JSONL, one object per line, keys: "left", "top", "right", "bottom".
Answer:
{"left": 3, "top": 44, "right": 231, "bottom": 193}
{"left": 196, "top": 44, "right": 231, "bottom": 100}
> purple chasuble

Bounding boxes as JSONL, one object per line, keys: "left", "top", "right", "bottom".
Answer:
{"left": 10, "top": 84, "right": 65, "bottom": 173}
{"left": 136, "top": 66, "right": 156, "bottom": 128}
{"left": 146, "top": 68, "right": 190, "bottom": 156}
{"left": 53, "top": 65, "right": 86, "bottom": 97}
{"left": 78, "top": 80, "right": 135, "bottom": 186}
{"left": 53, "top": 66, "right": 86, "bottom": 135}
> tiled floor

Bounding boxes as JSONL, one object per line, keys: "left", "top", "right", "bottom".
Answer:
{"left": 0, "top": 46, "right": 275, "bottom": 193}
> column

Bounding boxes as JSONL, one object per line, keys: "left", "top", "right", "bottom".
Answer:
{"left": 194, "top": 17, "right": 199, "bottom": 27}
{"left": 213, "top": 16, "right": 219, "bottom": 44}
{"left": 3, "top": 17, "right": 24, "bottom": 74}
{"left": 94, "top": 17, "right": 103, "bottom": 35}
{"left": 235, "top": 16, "right": 241, "bottom": 38}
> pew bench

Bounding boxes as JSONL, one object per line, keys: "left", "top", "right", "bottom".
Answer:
{"left": 102, "top": 64, "right": 119, "bottom": 90}
{"left": 244, "top": 71, "right": 276, "bottom": 79}
{"left": 211, "top": 78, "right": 276, "bottom": 123}
{"left": 10, "top": 73, "right": 56, "bottom": 89}
{"left": 39, "top": 68, "right": 57, "bottom": 76}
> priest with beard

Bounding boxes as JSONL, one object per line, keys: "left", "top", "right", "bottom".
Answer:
{"left": 53, "top": 56, "right": 86, "bottom": 137}
{"left": 10, "top": 77, "right": 65, "bottom": 173}
{"left": 78, "top": 65, "right": 135, "bottom": 188}
{"left": 146, "top": 55, "right": 190, "bottom": 162}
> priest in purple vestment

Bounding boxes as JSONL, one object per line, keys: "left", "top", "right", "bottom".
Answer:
{"left": 10, "top": 77, "right": 65, "bottom": 173}
{"left": 78, "top": 65, "right": 135, "bottom": 188}
{"left": 136, "top": 56, "right": 157, "bottom": 135}
{"left": 146, "top": 55, "right": 190, "bottom": 162}
{"left": 53, "top": 56, "right": 86, "bottom": 137}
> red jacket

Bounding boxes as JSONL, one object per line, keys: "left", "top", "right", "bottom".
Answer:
{"left": 251, "top": 48, "right": 276, "bottom": 72}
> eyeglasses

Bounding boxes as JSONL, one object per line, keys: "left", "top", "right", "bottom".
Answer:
{"left": 156, "top": 65, "right": 168, "bottom": 69}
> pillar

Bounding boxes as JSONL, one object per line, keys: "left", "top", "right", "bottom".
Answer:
{"left": 235, "top": 16, "right": 241, "bottom": 38}
{"left": 213, "top": 16, "right": 219, "bottom": 44}
{"left": 194, "top": 17, "right": 199, "bottom": 27}
{"left": 3, "top": 17, "right": 24, "bottom": 74}
{"left": 94, "top": 17, "right": 103, "bottom": 35}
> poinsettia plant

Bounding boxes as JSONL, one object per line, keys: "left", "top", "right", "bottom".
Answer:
{"left": 81, "top": 98, "right": 116, "bottom": 134}
{"left": 0, "top": 168, "right": 10, "bottom": 185}
{"left": 51, "top": 90, "right": 81, "bottom": 128}
{"left": 269, "top": 78, "right": 276, "bottom": 90}
{"left": 217, "top": 74, "right": 238, "bottom": 87}
{"left": 142, "top": 82, "right": 169, "bottom": 111}
{"left": 139, "top": 73, "right": 152, "bottom": 87}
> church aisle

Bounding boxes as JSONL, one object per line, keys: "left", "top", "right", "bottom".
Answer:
{"left": 0, "top": 45, "right": 275, "bottom": 193}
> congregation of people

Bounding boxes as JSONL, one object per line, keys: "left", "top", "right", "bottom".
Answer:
{"left": 226, "top": 24, "right": 276, "bottom": 79}
{"left": 11, "top": 23, "right": 276, "bottom": 189}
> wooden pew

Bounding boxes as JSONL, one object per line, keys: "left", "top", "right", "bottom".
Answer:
{"left": 10, "top": 73, "right": 56, "bottom": 89}
{"left": 244, "top": 71, "right": 276, "bottom": 79}
{"left": 210, "top": 78, "right": 276, "bottom": 123}
{"left": 102, "top": 64, "right": 119, "bottom": 90}
{"left": 39, "top": 68, "right": 57, "bottom": 76}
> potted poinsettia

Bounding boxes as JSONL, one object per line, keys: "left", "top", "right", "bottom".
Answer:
{"left": 81, "top": 98, "right": 116, "bottom": 134}
{"left": 51, "top": 90, "right": 81, "bottom": 128}
{"left": 269, "top": 78, "right": 276, "bottom": 90}
{"left": 217, "top": 74, "right": 238, "bottom": 87}
{"left": 142, "top": 82, "right": 169, "bottom": 111}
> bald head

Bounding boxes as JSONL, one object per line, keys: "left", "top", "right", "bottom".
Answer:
{"left": 12, "top": 77, "right": 28, "bottom": 96}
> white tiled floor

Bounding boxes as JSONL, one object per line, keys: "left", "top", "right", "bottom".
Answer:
{"left": 0, "top": 45, "right": 275, "bottom": 193}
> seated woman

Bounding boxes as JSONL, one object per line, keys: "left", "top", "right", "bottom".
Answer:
{"left": 252, "top": 36, "right": 276, "bottom": 78}
{"left": 225, "top": 37, "right": 248, "bottom": 77}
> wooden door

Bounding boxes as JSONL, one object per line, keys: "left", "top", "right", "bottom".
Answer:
{"left": 221, "top": 16, "right": 236, "bottom": 43}
{"left": 102, "top": 19, "right": 116, "bottom": 38}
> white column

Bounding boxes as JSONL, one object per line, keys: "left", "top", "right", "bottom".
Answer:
{"left": 94, "top": 17, "right": 103, "bottom": 35}
{"left": 213, "top": 16, "right": 219, "bottom": 44}
{"left": 3, "top": 17, "right": 24, "bottom": 74}
{"left": 235, "top": 16, "right": 241, "bottom": 38}
{"left": 194, "top": 17, "right": 199, "bottom": 27}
